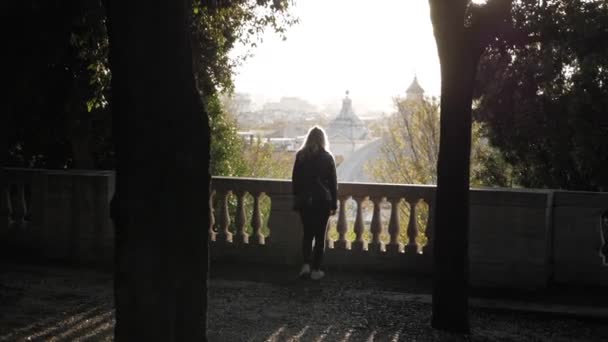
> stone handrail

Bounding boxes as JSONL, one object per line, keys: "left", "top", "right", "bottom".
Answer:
{"left": 3, "top": 169, "right": 607, "bottom": 289}
{"left": 1, "top": 168, "right": 115, "bottom": 263}
{"left": 209, "top": 177, "right": 435, "bottom": 256}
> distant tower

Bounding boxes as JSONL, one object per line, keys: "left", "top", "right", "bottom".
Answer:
{"left": 326, "top": 90, "right": 369, "bottom": 159}
{"left": 327, "top": 90, "right": 368, "bottom": 139}
{"left": 406, "top": 76, "right": 425, "bottom": 102}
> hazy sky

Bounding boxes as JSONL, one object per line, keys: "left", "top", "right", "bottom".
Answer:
{"left": 231, "top": 0, "right": 441, "bottom": 113}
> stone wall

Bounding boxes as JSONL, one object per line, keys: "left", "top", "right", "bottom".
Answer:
{"left": 469, "top": 188, "right": 552, "bottom": 289}
{"left": 552, "top": 191, "right": 608, "bottom": 286}
{"left": 2, "top": 168, "right": 114, "bottom": 265}
{"left": 3, "top": 169, "right": 607, "bottom": 289}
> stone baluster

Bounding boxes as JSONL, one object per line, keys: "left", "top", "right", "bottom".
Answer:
{"left": 422, "top": 199, "right": 434, "bottom": 255}
{"left": 351, "top": 197, "right": 365, "bottom": 251}
{"left": 208, "top": 190, "right": 216, "bottom": 241}
{"left": 369, "top": 197, "right": 382, "bottom": 253}
{"left": 250, "top": 192, "right": 264, "bottom": 245}
{"left": 334, "top": 195, "right": 348, "bottom": 249}
{"left": 405, "top": 199, "right": 419, "bottom": 254}
{"left": 234, "top": 191, "right": 249, "bottom": 244}
{"left": 1, "top": 183, "right": 11, "bottom": 232}
{"left": 387, "top": 197, "right": 401, "bottom": 254}
{"left": 13, "top": 184, "right": 27, "bottom": 228}
{"left": 217, "top": 191, "right": 233, "bottom": 243}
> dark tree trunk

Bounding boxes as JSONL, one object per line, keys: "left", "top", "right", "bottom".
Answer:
{"left": 431, "top": 36, "right": 478, "bottom": 333}
{"left": 105, "top": 0, "right": 210, "bottom": 340}
{"left": 429, "top": 1, "right": 476, "bottom": 333}
{"left": 429, "top": 0, "right": 512, "bottom": 333}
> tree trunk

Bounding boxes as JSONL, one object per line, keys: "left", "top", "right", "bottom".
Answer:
{"left": 105, "top": 0, "right": 210, "bottom": 340}
{"left": 429, "top": 4, "right": 479, "bottom": 333}
{"left": 431, "top": 46, "right": 477, "bottom": 333}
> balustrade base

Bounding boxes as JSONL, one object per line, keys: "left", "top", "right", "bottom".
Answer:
{"left": 404, "top": 244, "right": 418, "bottom": 255}
{"left": 216, "top": 233, "right": 233, "bottom": 244}
{"left": 1, "top": 218, "right": 13, "bottom": 233}
{"left": 233, "top": 234, "right": 250, "bottom": 245}
{"left": 351, "top": 241, "right": 366, "bottom": 252}
{"left": 367, "top": 243, "right": 383, "bottom": 254}
{"left": 334, "top": 240, "right": 349, "bottom": 250}
{"left": 385, "top": 244, "right": 400, "bottom": 255}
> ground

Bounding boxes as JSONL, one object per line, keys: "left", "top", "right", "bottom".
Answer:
{"left": 0, "top": 262, "right": 607, "bottom": 341}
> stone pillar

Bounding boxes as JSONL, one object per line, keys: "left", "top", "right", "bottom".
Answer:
{"left": 351, "top": 196, "right": 365, "bottom": 252}
{"left": 369, "top": 197, "right": 382, "bottom": 253}
{"left": 0, "top": 180, "right": 11, "bottom": 233}
{"left": 386, "top": 197, "right": 401, "bottom": 254}
{"left": 335, "top": 196, "right": 349, "bottom": 249}
{"left": 404, "top": 199, "right": 418, "bottom": 254}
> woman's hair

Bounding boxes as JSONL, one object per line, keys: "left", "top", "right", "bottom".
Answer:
{"left": 297, "top": 125, "right": 331, "bottom": 159}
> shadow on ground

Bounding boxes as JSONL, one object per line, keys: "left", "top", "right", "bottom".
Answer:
{"left": 1, "top": 262, "right": 607, "bottom": 341}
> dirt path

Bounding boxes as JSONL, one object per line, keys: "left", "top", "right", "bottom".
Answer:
{"left": 1, "top": 263, "right": 607, "bottom": 341}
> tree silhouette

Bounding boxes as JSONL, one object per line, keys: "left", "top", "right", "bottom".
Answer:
{"left": 428, "top": 0, "right": 515, "bottom": 333}
{"left": 475, "top": 0, "right": 608, "bottom": 191}
{"left": 105, "top": 0, "right": 209, "bottom": 340}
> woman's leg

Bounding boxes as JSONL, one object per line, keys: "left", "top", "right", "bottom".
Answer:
{"left": 311, "top": 210, "right": 330, "bottom": 270}
{"left": 300, "top": 209, "right": 314, "bottom": 265}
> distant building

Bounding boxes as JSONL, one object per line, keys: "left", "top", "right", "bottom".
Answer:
{"left": 336, "top": 77, "right": 425, "bottom": 182}
{"left": 326, "top": 91, "right": 372, "bottom": 160}
{"left": 262, "top": 97, "right": 317, "bottom": 113}
{"left": 405, "top": 76, "right": 425, "bottom": 102}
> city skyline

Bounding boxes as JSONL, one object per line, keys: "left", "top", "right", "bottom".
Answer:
{"left": 231, "top": 0, "right": 441, "bottom": 113}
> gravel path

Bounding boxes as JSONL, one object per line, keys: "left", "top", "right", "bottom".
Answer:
{"left": 1, "top": 263, "right": 607, "bottom": 341}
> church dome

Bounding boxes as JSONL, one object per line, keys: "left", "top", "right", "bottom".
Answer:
{"left": 406, "top": 76, "right": 424, "bottom": 94}
{"left": 406, "top": 76, "right": 425, "bottom": 102}
{"left": 326, "top": 91, "right": 369, "bottom": 141}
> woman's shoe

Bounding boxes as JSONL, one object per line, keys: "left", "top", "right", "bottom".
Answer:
{"left": 310, "top": 269, "right": 325, "bottom": 280}
{"left": 299, "top": 264, "right": 311, "bottom": 278}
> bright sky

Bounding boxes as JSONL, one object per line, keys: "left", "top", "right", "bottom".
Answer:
{"left": 232, "top": 0, "right": 441, "bottom": 114}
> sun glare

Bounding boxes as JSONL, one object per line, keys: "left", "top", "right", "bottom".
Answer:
{"left": 232, "top": 0, "right": 441, "bottom": 113}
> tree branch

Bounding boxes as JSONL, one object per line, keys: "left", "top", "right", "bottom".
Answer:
{"left": 470, "top": 0, "right": 513, "bottom": 56}
{"left": 428, "top": 0, "right": 469, "bottom": 43}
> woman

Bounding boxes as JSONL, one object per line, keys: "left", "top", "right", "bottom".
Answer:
{"left": 292, "top": 126, "right": 338, "bottom": 280}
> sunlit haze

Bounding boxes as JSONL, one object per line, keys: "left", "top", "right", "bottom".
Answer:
{"left": 231, "top": 0, "right": 441, "bottom": 114}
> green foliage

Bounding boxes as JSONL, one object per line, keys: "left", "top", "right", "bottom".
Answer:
{"left": 475, "top": 0, "right": 608, "bottom": 191}
{"left": 190, "top": 0, "right": 298, "bottom": 94}
{"left": 7, "top": 0, "right": 112, "bottom": 169}
{"left": 470, "top": 122, "right": 515, "bottom": 187}
{"left": 207, "top": 94, "right": 248, "bottom": 176}
{"left": 208, "top": 98, "right": 294, "bottom": 179}
{"left": 240, "top": 140, "right": 293, "bottom": 179}
{"left": 193, "top": 0, "right": 297, "bottom": 178}
{"left": 8, "top": 0, "right": 296, "bottom": 171}
{"left": 365, "top": 97, "right": 511, "bottom": 187}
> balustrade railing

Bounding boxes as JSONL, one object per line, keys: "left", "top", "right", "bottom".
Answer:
{"left": 210, "top": 177, "right": 282, "bottom": 246}
{"left": 2, "top": 169, "right": 38, "bottom": 231}
{"left": 3, "top": 168, "right": 606, "bottom": 288}
{"left": 326, "top": 182, "right": 434, "bottom": 255}
{"left": 209, "top": 177, "right": 435, "bottom": 258}
{"left": 2, "top": 168, "right": 114, "bottom": 263}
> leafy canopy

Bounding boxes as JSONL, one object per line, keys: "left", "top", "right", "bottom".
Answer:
{"left": 366, "top": 96, "right": 511, "bottom": 187}
{"left": 474, "top": 0, "right": 608, "bottom": 190}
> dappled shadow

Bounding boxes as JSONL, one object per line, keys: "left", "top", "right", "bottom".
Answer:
{"left": 0, "top": 304, "right": 114, "bottom": 341}
{"left": 1, "top": 263, "right": 608, "bottom": 341}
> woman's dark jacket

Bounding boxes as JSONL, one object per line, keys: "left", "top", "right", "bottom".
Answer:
{"left": 292, "top": 149, "right": 338, "bottom": 211}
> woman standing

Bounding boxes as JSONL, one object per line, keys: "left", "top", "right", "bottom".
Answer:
{"left": 292, "top": 126, "right": 338, "bottom": 280}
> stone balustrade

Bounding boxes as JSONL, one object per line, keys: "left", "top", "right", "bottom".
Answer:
{"left": 1, "top": 168, "right": 114, "bottom": 264}
{"left": 2, "top": 168, "right": 607, "bottom": 289}
{"left": 209, "top": 177, "right": 436, "bottom": 274}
